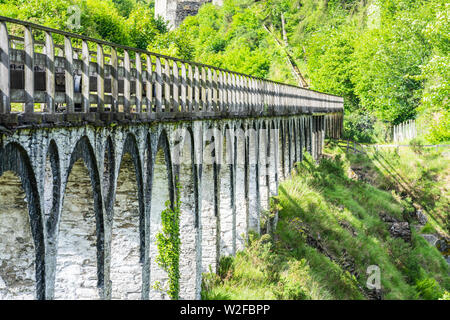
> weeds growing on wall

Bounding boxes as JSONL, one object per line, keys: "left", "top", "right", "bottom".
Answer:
{"left": 156, "top": 182, "right": 181, "bottom": 300}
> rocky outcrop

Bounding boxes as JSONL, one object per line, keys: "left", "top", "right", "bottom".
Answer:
{"left": 379, "top": 212, "right": 411, "bottom": 242}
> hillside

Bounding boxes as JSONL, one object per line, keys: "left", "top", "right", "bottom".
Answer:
{"left": 201, "top": 144, "right": 450, "bottom": 300}
{"left": 159, "top": 0, "right": 449, "bottom": 143}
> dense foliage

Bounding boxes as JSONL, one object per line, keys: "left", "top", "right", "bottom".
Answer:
{"left": 165, "top": 0, "right": 449, "bottom": 142}
{"left": 1, "top": 0, "right": 447, "bottom": 142}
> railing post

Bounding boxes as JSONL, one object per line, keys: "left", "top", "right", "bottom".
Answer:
{"left": 200, "top": 66, "right": 206, "bottom": 111}
{"left": 207, "top": 67, "right": 212, "bottom": 111}
{"left": 110, "top": 47, "right": 118, "bottom": 113}
{"left": 180, "top": 62, "right": 187, "bottom": 112}
{"left": 187, "top": 64, "right": 194, "bottom": 112}
{"left": 155, "top": 56, "right": 162, "bottom": 113}
{"left": 44, "top": 31, "right": 55, "bottom": 113}
{"left": 217, "top": 70, "right": 223, "bottom": 112}
{"left": 224, "top": 71, "right": 230, "bottom": 112}
{"left": 123, "top": 50, "right": 131, "bottom": 113}
{"left": 231, "top": 73, "right": 236, "bottom": 112}
{"left": 0, "top": 22, "right": 10, "bottom": 114}
{"left": 194, "top": 65, "right": 200, "bottom": 112}
{"left": 145, "top": 55, "right": 153, "bottom": 115}
{"left": 135, "top": 52, "right": 142, "bottom": 114}
{"left": 64, "top": 35, "right": 74, "bottom": 113}
{"left": 172, "top": 60, "right": 179, "bottom": 112}
{"left": 81, "top": 40, "right": 90, "bottom": 113}
{"left": 97, "top": 43, "right": 105, "bottom": 113}
{"left": 164, "top": 58, "right": 171, "bottom": 112}
{"left": 24, "top": 26, "right": 35, "bottom": 113}
{"left": 212, "top": 69, "right": 217, "bottom": 112}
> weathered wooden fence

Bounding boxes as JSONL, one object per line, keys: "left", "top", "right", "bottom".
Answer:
{"left": 0, "top": 15, "right": 343, "bottom": 127}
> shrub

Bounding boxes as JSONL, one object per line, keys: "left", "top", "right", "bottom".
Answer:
{"left": 415, "top": 278, "right": 444, "bottom": 300}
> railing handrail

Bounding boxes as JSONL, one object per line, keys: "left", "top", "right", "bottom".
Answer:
{"left": 0, "top": 15, "right": 343, "bottom": 99}
{"left": 0, "top": 15, "right": 345, "bottom": 129}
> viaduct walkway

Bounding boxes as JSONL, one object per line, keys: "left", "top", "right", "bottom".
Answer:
{"left": 0, "top": 16, "right": 343, "bottom": 300}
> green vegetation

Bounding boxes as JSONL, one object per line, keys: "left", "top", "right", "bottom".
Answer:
{"left": 1, "top": 0, "right": 447, "bottom": 142}
{"left": 156, "top": 0, "right": 449, "bottom": 143}
{"left": 155, "top": 182, "right": 181, "bottom": 300}
{"left": 202, "top": 144, "right": 449, "bottom": 300}
{"left": 0, "top": 0, "right": 167, "bottom": 50}
{"left": 2, "top": 0, "right": 448, "bottom": 300}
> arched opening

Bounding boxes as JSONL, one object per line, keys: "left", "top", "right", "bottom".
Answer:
{"left": 0, "top": 143, "right": 44, "bottom": 300}
{"left": 110, "top": 134, "right": 143, "bottom": 300}
{"left": 201, "top": 127, "right": 219, "bottom": 273}
{"left": 0, "top": 171, "right": 36, "bottom": 299}
{"left": 54, "top": 137, "right": 103, "bottom": 300}
{"left": 219, "top": 125, "right": 234, "bottom": 256}
{"left": 149, "top": 131, "right": 173, "bottom": 300}
{"left": 178, "top": 128, "right": 198, "bottom": 300}
{"left": 235, "top": 126, "right": 247, "bottom": 251}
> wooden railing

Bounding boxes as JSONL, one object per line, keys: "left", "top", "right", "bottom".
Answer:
{"left": 0, "top": 16, "right": 343, "bottom": 126}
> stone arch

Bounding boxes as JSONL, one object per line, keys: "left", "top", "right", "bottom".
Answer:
{"left": 247, "top": 121, "right": 259, "bottom": 233}
{"left": 177, "top": 126, "right": 200, "bottom": 300}
{"left": 278, "top": 120, "right": 286, "bottom": 180}
{"left": 258, "top": 121, "right": 270, "bottom": 212}
{"left": 268, "top": 120, "right": 278, "bottom": 197}
{"left": 292, "top": 119, "right": 299, "bottom": 163}
{"left": 303, "top": 116, "right": 311, "bottom": 154}
{"left": 110, "top": 133, "right": 144, "bottom": 300}
{"left": 298, "top": 117, "right": 304, "bottom": 162}
{"left": 102, "top": 136, "right": 115, "bottom": 212}
{"left": 288, "top": 119, "right": 296, "bottom": 172}
{"left": 0, "top": 142, "right": 45, "bottom": 300}
{"left": 305, "top": 116, "right": 313, "bottom": 156}
{"left": 149, "top": 129, "right": 174, "bottom": 300}
{"left": 284, "top": 120, "right": 291, "bottom": 176}
{"left": 234, "top": 123, "right": 247, "bottom": 251}
{"left": 142, "top": 131, "right": 152, "bottom": 299}
{"left": 54, "top": 136, "right": 104, "bottom": 300}
{"left": 201, "top": 124, "right": 220, "bottom": 273}
{"left": 219, "top": 123, "right": 234, "bottom": 256}
{"left": 44, "top": 139, "right": 61, "bottom": 234}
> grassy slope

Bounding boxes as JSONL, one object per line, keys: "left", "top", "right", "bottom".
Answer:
{"left": 201, "top": 143, "right": 449, "bottom": 300}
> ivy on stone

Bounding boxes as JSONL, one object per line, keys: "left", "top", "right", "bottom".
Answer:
{"left": 156, "top": 182, "right": 181, "bottom": 300}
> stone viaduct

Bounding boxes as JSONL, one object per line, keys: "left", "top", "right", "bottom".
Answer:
{"left": 0, "top": 16, "right": 343, "bottom": 300}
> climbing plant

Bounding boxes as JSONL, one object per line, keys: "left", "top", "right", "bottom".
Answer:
{"left": 156, "top": 182, "right": 181, "bottom": 300}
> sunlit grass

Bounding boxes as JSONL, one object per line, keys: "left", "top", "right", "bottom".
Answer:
{"left": 201, "top": 144, "right": 449, "bottom": 300}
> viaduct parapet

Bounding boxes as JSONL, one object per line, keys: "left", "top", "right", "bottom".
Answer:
{"left": 0, "top": 16, "right": 343, "bottom": 300}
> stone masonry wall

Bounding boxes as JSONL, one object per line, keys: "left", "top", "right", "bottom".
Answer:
{"left": 0, "top": 114, "right": 333, "bottom": 299}
{"left": 0, "top": 171, "right": 35, "bottom": 299}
